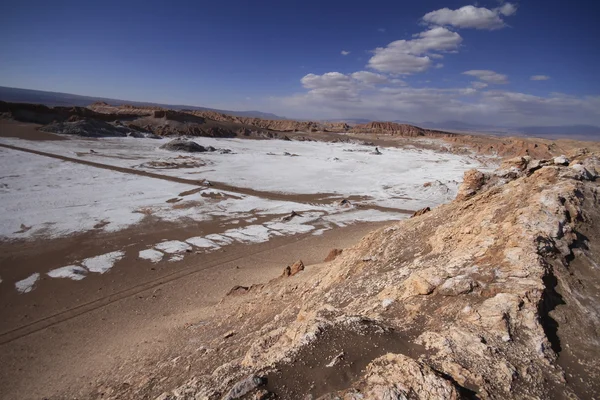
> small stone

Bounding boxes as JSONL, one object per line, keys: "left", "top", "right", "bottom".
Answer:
{"left": 411, "top": 207, "right": 431, "bottom": 218}
{"left": 223, "top": 330, "right": 236, "bottom": 339}
{"left": 324, "top": 249, "right": 343, "bottom": 262}
{"left": 553, "top": 155, "right": 570, "bottom": 165}
{"left": 326, "top": 352, "right": 345, "bottom": 367}
{"left": 382, "top": 299, "right": 394, "bottom": 308}
{"left": 226, "top": 285, "right": 249, "bottom": 296}
{"left": 282, "top": 211, "right": 301, "bottom": 222}
{"left": 222, "top": 375, "right": 266, "bottom": 400}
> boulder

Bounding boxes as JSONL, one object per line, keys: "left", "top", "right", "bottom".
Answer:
{"left": 160, "top": 138, "right": 207, "bottom": 153}
{"left": 553, "top": 155, "right": 570, "bottom": 165}
{"left": 456, "top": 169, "right": 486, "bottom": 201}
{"left": 290, "top": 260, "right": 304, "bottom": 276}
{"left": 222, "top": 375, "right": 266, "bottom": 400}
{"left": 282, "top": 260, "right": 304, "bottom": 277}
{"left": 500, "top": 156, "right": 529, "bottom": 171}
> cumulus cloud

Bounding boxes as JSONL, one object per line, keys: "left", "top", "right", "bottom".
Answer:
{"left": 301, "top": 72, "right": 352, "bottom": 89}
{"left": 299, "top": 72, "right": 358, "bottom": 101}
{"left": 350, "top": 71, "right": 389, "bottom": 85}
{"left": 367, "top": 27, "right": 462, "bottom": 74}
{"left": 261, "top": 3, "right": 600, "bottom": 127}
{"left": 273, "top": 79, "right": 600, "bottom": 126}
{"left": 463, "top": 70, "right": 509, "bottom": 84}
{"left": 422, "top": 3, "right": 517, "bottom": 30}
{"left": 298, "top": 71, "right": 404, "bottom": 103}
{"left": 531, "top": 75, "right": 550, "bottom": 81}
{"left": 341, "top": 50, "right": 351, "bottom": 56}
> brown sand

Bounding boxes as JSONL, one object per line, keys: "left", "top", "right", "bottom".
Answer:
{"left": 0, "top": 119, "right": 65, "bottom": 141}
{"left": 0, "top": 219, "right": 391, "bottom": 399}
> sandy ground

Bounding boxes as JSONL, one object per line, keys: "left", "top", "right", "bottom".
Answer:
{"left": 0, "top": 220, "right": 388, "bottom": 399}
{"left": 0, "top": 120, "right": 487, "bottom": 398}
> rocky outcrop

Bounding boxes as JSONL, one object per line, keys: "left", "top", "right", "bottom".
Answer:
{"left": 455, "top": 169, "right": 486, "bottom": 200}
{"left": 89, "top": 103, "right": 350, "bottom": 133}
{"left": 324, "top": 249, "right": 343, "bottom": 262}
{"left": 411, "top": 206, "right": 431, "bottom": 218}
{"left": 159, "top": 139, "right": 231, "bottom": 153}
{"left": 351, "top": 122, "right": 460, "bottom": 138}
{"left": 40, "top": 118, "right": 143, "bottom": 138}
{"left": 0, "top": 101, "right": 138, "bottom": 124}
{"left": 282, "top": 260, "right": 304, "bottom": 277}
{"left": 148, "top": 153, "right": 600, "bottom": 400}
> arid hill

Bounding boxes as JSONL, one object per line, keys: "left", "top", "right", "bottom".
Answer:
{"left": 110, "top": 153, "right": 599, "bottom": 399}
{"left": 350, "top": 121, "right": 460, "bottom": 138}
{"left": 89, "top": 102, "right": 351, "bottom": 133}
{"left": 4, "top": 101, "right": 600, "bottom": 161}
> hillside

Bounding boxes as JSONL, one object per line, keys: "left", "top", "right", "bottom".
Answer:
{"left": 350, "top": 121, "right": 460, "bottom": 138}
{"left": 111, "top": 153, "right": 600, "bottom": 399}
{"left": 4, "top": 101, "right": 600, "bottom": 162}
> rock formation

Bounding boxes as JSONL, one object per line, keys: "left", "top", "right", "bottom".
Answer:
{"left": 148, "top": 154, "right": 600, "bottom": 399}
{"left": 350, "top": 122, "right": 459, "bottom": 138}
{"left": 41, "top": 118, "right": 140, "bottom": 138}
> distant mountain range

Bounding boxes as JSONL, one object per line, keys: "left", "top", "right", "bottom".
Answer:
{"left": 418, "top": 120, "right": 600, "bottom": 140}
{"left": 1, "top": 86, "right": 598, "bottom": 141}
{"left": 0, "top": 86, "right": 285, "bottom": 120}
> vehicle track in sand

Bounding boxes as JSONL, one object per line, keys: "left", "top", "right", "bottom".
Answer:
{"left": 0, "top": 227, "right": 335, "bottom": 345}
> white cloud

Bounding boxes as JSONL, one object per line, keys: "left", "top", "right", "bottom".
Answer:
{"left": 341, "top": 50, "right": 351, "bottom": 56}
{"left": 471, "top": 81, "right": 489, "bottom": 89}
{"left": 301, "top": 72, "right": 352, "bottom": 89}
{"left": 270, "top": 71, "right": 600, "bottom": 126}
{"left": 422, "top": 3, "right": 517, "bottom": 30}
{"left": 300, "top": 72, "right": 358, "bottom": 101}
{"left": 367, "top": 27, "right": 462, "bottom": 74}
{"left": 351, "top": 71, "right": 389, "bottom": 85}
{"left": 531, "top": 75, "right": 550, "bottom": 81}
{"left": 378, "top": 28, "right": 386, "bottom": 33}
{"left": 499, "top": 3, "right": 518, "bottom": 17}
{"left": 463, "top": 70, "right": 509, "bottom": 84}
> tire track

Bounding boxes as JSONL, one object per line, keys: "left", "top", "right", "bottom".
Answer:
{"left": 0, "top": 232, "right": 317, "bottom": 345}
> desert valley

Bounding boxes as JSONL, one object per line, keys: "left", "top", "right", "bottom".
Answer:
{"left": 0, "top": 96, "right": 598, "bottom": 399}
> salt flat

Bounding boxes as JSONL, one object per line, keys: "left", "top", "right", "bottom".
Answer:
{"left": 0, "top": 133, "right": 493, "bottom": 295}
{"left": 0, "top": 134, "right": 484, "bottom": 210}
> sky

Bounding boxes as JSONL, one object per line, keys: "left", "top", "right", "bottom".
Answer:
{"left": 1, "top": 0, "right": 599, "bottom": 126}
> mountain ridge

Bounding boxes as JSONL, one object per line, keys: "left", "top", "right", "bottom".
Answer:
{"left": 0, "top": 86, "right": 285, "bottom": 120}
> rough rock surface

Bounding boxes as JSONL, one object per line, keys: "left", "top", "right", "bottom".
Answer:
{"left": 455, "top": 169, "right": 486, "bottom": 200}
{"left": 350, "top": 122, "right": 459, "bottom": 138}
{"left": 40, "top": 118, "right": 142, "bottom": 137}
{"left": 159, "top": 139, "right": 227, "bottom": 153}
{"left": 5, "top": 101, "right": 600, "bottom": 160}
{"left": 144, "top": 154, "right": 600, "bottom": 400}
{"left": 411, "top": 206, "right": 431, "bottom": 218}
{"left": 324, "top": 249, "right": 343, "bottom": 262}
{"left": 282, "top": 260, "right": 305, "bottom": 277}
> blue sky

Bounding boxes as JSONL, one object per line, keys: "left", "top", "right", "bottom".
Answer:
{"left": 1, "top": 0, "right": 599, "bottom": 125}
